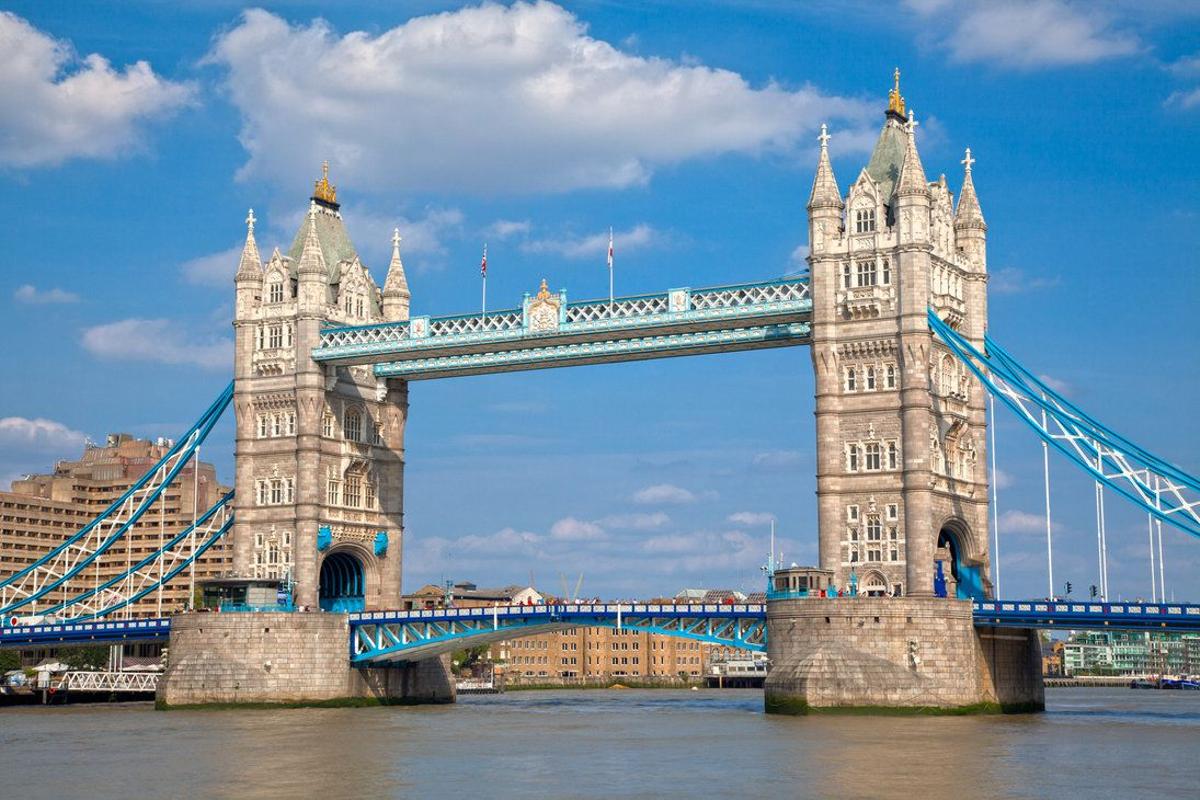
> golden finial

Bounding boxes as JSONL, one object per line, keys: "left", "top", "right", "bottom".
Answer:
{"left": 313, "top": 160, "right": 337, "bottom": 204}
{"left": 888, "top": 67, "right": 906, "bottom": 116}
{"left": 536, "top": 278, "right": 553, "bottom": 301}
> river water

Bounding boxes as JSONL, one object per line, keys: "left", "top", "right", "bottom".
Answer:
{"left": 1, "top": 688, "right": 1197, "bottom": 799}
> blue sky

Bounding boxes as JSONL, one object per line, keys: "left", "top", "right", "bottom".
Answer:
{"left": 1, "top": 0, "right": 1197, "bottom": 601}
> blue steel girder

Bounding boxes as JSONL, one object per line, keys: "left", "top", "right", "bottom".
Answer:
{"left": 973, "top": 600, "right": 1200, "bottom": 632}
{"left": 313, "top": 278, "right": 811, "bottom": 379}
{"left": 349, "top": 603, "right": 768, "bottom": 664}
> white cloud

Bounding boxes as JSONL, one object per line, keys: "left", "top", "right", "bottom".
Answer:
{"left": 727, "top": 511, "right": 775, "bottom": 526}
{"left": 487, "top": 219, "right": 532, "bottom": 239}
{"left": 550, "top": 516, "right": 606, "bottom": 541}
{"left": 1037, "top": 373, "right": 1073, "bottom": 396}
{"left": 790, "top": 244, "right": 809, "bottom": 265}
{"left": 1165, "top": 87, "right": 1200, "bottom": 110}
{"left": 598, "top": 511, "right": 670, "bottom": 531}
{"left": 521, "top": 223, "right": 660, "bottom": 259}
{"left": 0, "top": 11, "right": 192, "bottom": 167}
{"left": 990, "top": 267, "right": 1061, "bottom": 295}
{"left": 181, "top": 245, "right": 243, "bottom": 287}
{"left": 999, "top": 509, "right": 1059, "bottom": 534}
{"left": 752, "top": 450, "right": 805, "bottom": 470}
{"left": 0, "top": 417, "right": 87, "bottom": 450}
{"left": 13, "top": 284, "right": 79, "bottom": 304}
{"left": 937, "top": 1, "right": 1139, "bottom": 69}
{"left": 992, "top": 467, "right": 1015, "bottom": 490}
{"left": 207, "top": 4, "right": 873, "bottom": 194}
{"left": 81, "top": 318, "right": 232, "bottom": 370}
{"left": 632, "top": 483, "right": 698, "bottom": 506}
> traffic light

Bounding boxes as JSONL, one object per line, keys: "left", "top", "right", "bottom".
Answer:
{"left": 1090, "top": 585, "right": 1098, "bottom": 599}
{"left": 1065, "top": 581, "right": 1073, "bottom": 596}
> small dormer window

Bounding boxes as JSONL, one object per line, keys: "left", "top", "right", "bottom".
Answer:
{"left": 855, "top": 208, "right": 876, "bottom": 233}
{"left": 268, "top": 280, "right": 284, "bottom": 304}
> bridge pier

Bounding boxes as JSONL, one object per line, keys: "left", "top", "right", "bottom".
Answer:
{"left": 156, "top": 612, "right": 454, "bottom": 708}
{"left": 763, "top": 597, "right": 1043, "bottom": 714}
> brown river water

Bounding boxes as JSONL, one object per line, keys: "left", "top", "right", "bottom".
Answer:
{"left": 1, "top": 688, "right": 1197, "bottom": 799}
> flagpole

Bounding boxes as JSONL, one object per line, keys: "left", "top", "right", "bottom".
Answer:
{"left": 481, "top": 243, "right": 488, "bottom": 319}
{"left": 607, "top": 227, "right": 614, "bottom": 314}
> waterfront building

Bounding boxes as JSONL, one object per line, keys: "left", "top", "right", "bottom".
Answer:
{"left": 1062, "top": 631, "right": 1200, "bottom": 676}
{"left": 0, "top": 434, "right": 231, "bottom": 618}
{"left": 485, "top": 587, "right": 757, "bottom": 684}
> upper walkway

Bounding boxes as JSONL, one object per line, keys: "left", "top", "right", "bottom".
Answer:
{"left": 312, "top": 277, "right": 812, "bottom": 379}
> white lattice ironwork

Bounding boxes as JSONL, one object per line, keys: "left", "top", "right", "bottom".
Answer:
{"left": 0, "top": 385, "right": 231, "bottom": 616}
{"left": 57, "top": 671, "right": 160, "bottom": 693}
{"left": 565, "top": 294, "right": 669, "bottom": 322}
{"left": 690, "top": 280, "right": 810, "bottom": 310}
{"left": 429, "top": 310, "right": 523, "bottom": 337}
{"left": 321, "top": 322, "right": 410, "bottom": 348}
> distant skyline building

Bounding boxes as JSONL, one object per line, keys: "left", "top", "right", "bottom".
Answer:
{"left": 0, "top": 433, "right": 231, "bottom": 618}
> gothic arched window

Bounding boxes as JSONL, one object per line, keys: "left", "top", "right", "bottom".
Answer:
{"left": 866, "top": 366, "right": 877, "bottom": 390}
{"left": 268, "top": 279, "right": 284, "bottom": 304}
{"left": 343, "top": 409, "right": 362, "bottom": 441}
{"left": 846, "top": 367, "right": 857, "bottom": 392}
{"left": 865, "top": 442, "right": 882, "bottom": 471}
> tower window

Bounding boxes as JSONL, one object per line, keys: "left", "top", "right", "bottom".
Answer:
{"left": 322, "top": 413, "right": 334, "bottom": 438}
{"left": 345, "top": 475, "right": 362, "bottom": 508}
{"left": 887, "top": 441, "right": 899, "bottom": 470}
{"left": 847, "top": 445, "right": 860, "bottom": 472}
{"left": 867, "top": 517, "right": 882, "bottom": 541}
{"left": 881, "top": 259, "right": 891, "bottom": 285}
{"left": 865, "top": 442, "right": 882, "bottom": 471}
{"left": 866, "top": 367, "right": 877, "bottom": 390}
{"left": 886, "top": 503, "right": 899, "bottom": 521}
{"left": 846, "top": 367, "right": 857, "bottom": 392}
{"left": 857, "top": 260, "right": 877, "bottom": 287}
{"left": 327, "top": 479, "right": 341, "bottom": 505}
{"left": 343, "top": 409, "right": 362, "bottom": 442}
{"left": 842, "top": 264, "right": 852, "bottom": 290}
{"left": 885, "top": 364, "right": 897, "bottom": 389}
{"left": 855, "top": 208, "right": 876, "bottom": 233}
{"left": 268, "top": 280, "right": 284, "bottom": 304}
{"left": 268, "top": 325, "right": 283, "bottom": 349}
{"left": 847, "top": 504, "right": 860, "bottom": 521}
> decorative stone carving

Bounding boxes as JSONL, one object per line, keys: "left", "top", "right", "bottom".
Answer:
{"left": 526, "top": 279, "right": 561, "bottom": 334}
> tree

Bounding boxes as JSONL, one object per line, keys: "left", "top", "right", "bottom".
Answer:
{"left": 61, "top": 646, "right": 110, "bottom": 670}
{"left": 0, "top": 650, "right": 19, "bottom": 672}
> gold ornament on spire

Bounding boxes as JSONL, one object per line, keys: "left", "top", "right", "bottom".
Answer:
{"left": 888, "top": 67, "right": 906, "bottom": 116}
{"left": 313, "top": 160, "right": 337, "bottom": 204}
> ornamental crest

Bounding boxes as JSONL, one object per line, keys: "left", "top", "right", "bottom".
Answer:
{"left": 527, "top": 278, "right": 561, "bottom": 333}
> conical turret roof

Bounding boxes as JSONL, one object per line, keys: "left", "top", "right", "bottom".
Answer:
{"left": 955, "top": 148, "right": 986, "bottom": 230}
{"left": 896, "top": 112, "right": 929, "bottom": 197}
{"left": 235, "top": 208, "right": 262, "bottom": 279}
{"left": 808, "top": 124, "right": 843, "bottom": 209}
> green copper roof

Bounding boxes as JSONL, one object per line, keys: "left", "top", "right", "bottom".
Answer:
{"left": 865, "top": 118, "right": 908, "bottom": 204}
{"left": 286, "top": 206, "right": 359, "bottom": 284}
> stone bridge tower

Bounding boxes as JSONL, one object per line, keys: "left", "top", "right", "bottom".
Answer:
{"left": 807, "top": 72, "right": 991, "bottom": 599}
{"left": 230, "top": 165, "right": 411, "bottom": 610}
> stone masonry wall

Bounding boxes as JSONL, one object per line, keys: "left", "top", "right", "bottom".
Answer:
{"left": 157, "top": 612, "right": 454, "bottom": 707}
{"left": 764, "top": 597, "right": 1042, "bottom": 713}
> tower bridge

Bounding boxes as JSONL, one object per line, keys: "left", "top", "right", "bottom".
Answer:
{"left": 2, "top": 73, "right": 1197, "bottom": 712}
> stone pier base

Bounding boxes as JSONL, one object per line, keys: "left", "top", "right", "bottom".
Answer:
{"left": 156, "top": 612, "right": 455, "bottom": 708}
{"left": 763, "top": 597, "right": 1043, "bottom": 715}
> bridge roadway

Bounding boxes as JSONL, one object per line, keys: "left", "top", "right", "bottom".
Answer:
{"left": 4, "top": 601, "right": 1199, "bottom": 659}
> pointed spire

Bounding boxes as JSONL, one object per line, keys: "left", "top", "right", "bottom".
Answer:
{"left": 808, "top": 123, "right": 844, "bottom": 210}
{"left": 384, "top": 228, "right": 410, "bottom": 299}
{"left": 955, "top": 147, "right": 986, "bottom": 230}
{"left": 235, "top": 208, "right": 262, "bottom": 279}
{"left": 297, "top": 201, "right": 327, "bottom": 276}
{"left": 896, "top": 110, "right": 929, "bottom": 197}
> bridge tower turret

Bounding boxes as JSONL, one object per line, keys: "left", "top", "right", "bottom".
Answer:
{"left": 807, "top": 72, "right": 991, "bottom": 600}
{"left": 229, "top": 164, "right": 407, "bottom": 611}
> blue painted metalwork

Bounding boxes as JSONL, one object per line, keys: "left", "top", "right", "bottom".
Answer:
{"left": 319, "top": 552, "right": 364, "bottom": 613}
{"left": 37, "top": 493, "right": 234, "bottom": 619}
{"left": 0, "top": 384, "right": 234, "bottom": 615}
{"left": 972, "top": 600, "right": 1200, "bottom": 632}
{"left": 1, "top": 617, "right": 171, "bottom": 648}
{"left": 929, "top": 310, "right": 1200, "bottom": 539}
{"left": 373, "top": 531, "right": 388, "bottom": 557}
{"left": 349, "top": 603, "right": 769, "bottom": 664}
{"left": 934, "top": 561, "right": 948, "bottom": 598}
{"left": 313, "top": 277, "right": 812, "bottom": 379}
{"left": 317, "top": 526, "right": 332, "bottom": 552}
{"left": 0, "top": 382, "right": 232, "bottom": 595}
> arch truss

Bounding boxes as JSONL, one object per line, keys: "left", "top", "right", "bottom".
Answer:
{"left": 0, "top": 383, "right": 234, "bottom": 616}
{"left": 929, "top": 311, "right": 1200, "bottom": 539}
{"left": 350, "top": 603, "right": 768, "bottom": 664}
